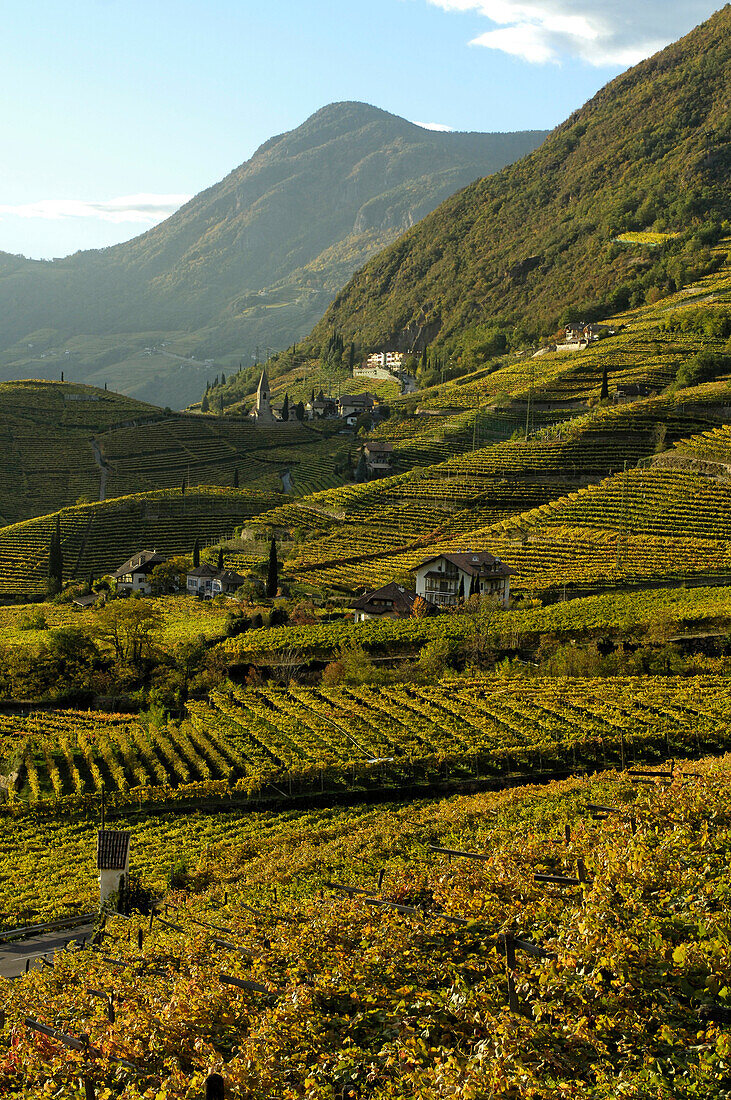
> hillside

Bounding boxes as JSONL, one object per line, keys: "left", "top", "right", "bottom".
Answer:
{"left": 0, "top": 379, "right": 356, "bottom": 525}
{"left": 0, "top": 487, "right": 278, "bottom": 597}
{"left": 0, "top": 104, "right": 547, "bottom": 407}
{"left": 308, "top": 7, "right": 731, "bottom": 354}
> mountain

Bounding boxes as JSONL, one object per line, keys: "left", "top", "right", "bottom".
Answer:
{"left": 307, "top": 9, "right": 731, "bottom": 354}
{"left": 0, "top": 104, "right": 547, "bottom": 407}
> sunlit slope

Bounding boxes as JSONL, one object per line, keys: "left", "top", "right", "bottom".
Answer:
{"left": 310, "top": 7, "right": 730, "bottom": 350}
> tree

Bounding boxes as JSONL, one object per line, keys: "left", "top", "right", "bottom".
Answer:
{"left": 458, "top": 576, "right": 465, "bottom": 602}
{"left": 282, "top": 393, "right": 289, "bottom": 421}
{"left": 600, "top": 364, "right": 609, "bottom": 401}
{"left": 469, "top": 573, "right": 479, "bottom": 598}
{"left": 348, "top": 342, "right": 355, "bottom": 371}
{"left": 94, "top": 600, "right": 163, "bottom": 670}
{"left": 295, "top": 401, "right": 305, "bottom": 421}
{"left": 48, "top": 516, "right": 63, "bottom": 594}
{"left": 181, "top": 477, "right": 186, "bottom": 496}
{"left": 266, "top": 538, "right": 278, "bottom": 598}
{"left": 217, "top": 547, "right": 224, "bottom": 570}
{"left": 150, "top": 556, "right": 188, "bottom": 595}
{"left": 233, "top": 468, "right": 239, "bottom": 488}
{"left": 221, "top": 372, "right": 226, "bottom": 385}
{"left": 201, "top": 392, "right": 210, "bottom": 413}
{"left": 192, "top": 539, "right": 200, "bottom": 568}
{"left": 355, "top": 454, "right": 368, "bottom": 483}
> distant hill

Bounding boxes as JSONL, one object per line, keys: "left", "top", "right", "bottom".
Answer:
{"left": 0, "top": 104, "right": 547, "bottom": 407}
{"left": 0, "top": 379, "right": 354, "bottom": 526}
{"left": 308, "top": 9, "right": 730, "bottom": 354}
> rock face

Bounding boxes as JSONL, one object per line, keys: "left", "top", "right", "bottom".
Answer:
{"left": 0, "top": 103, "right": 547, "bottom": 407}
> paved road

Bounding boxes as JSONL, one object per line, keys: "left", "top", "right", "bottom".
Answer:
{"left": 0, "top": 922, "right": 95, "bottom": 979}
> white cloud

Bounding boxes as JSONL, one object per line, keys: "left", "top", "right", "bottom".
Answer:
{"left": 412, "top": 120, "right": 455, "bottom": 131}
{"left": 425, "top": 0, "right": 720, "bottom": 65}
{"left": 0, "top": 193, "right": 191, "bottom": 224}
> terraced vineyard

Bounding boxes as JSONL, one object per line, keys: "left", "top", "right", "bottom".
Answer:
{"left": 0, "top": 380, "right": 160, "bottom": 525}
{"left": 3, "top": 676, "right": 729, "bottom": 811}
{"left": 0, "top": 487, "right": 278, "bottom": 596}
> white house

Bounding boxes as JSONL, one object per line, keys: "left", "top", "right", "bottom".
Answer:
{"left": 187, "top": 563, "right": 247, "bottom": 598}
{"left": 414, "top": 550, "right": 513, "bottom": 609}
{"left": 113, "top": 551, "right": 166, "bottom": 595}
{"left": 97, "top": 829, "right": 130, "bottom": 907}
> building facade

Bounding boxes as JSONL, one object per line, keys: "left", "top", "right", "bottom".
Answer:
{"left": 253, "top": 368, "right": 273, "bottom": 422}
{"left": 414, "top": 551, "right": 513, "bottom": 609}
{"left": 113, "top": 551, "right": 166, "bottom": 594}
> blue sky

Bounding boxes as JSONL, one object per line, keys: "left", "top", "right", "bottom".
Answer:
{"left": 0, "top": 0, "right": 721, "bottom": 259}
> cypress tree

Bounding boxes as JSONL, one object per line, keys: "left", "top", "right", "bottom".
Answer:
{"left": 469, "top": 573, "right": 479, "bottom": 598}
{"left": 266, "top": 538, "right": 278, "bottom": 598}
{"left": 355, "top": 453, "right": 368, "bottom": 483}
{"left": 60, "top": 371, "right": 64, "bottom": 382}
{"left": 282, "top": 393, "right": 289, "bottom": 421}
{"left": 217, "top": 547, "right": 224, "bottom": 570}
{"left": 295, "top": 401, "right": 305, "bottom": 421}
{"left": 600, "top": 364, "right": 609, "bottom": 401}
{"left": 193, "top": 539, "right": 200, "bottom": 568}
{"left": 181, "top": 477, "right": 186, "bottom": 496}
{"left": 458, "top": 576, "right": 465, "bottom": 602}
{"left": 221, "top": 372, "right": 226, "bottom": 385}
{"left": 201, "top": 392, "right": 210, "bottom": 413}
{"left": 348, "top": 342, "right": 355, "bottom": 371}
{"left": 48, "top": 516, "right": 63, "bottom": 593}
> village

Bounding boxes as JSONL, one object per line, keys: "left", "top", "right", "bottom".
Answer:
{"left": 107, "top": 545, "right": 514, "bottom": 623}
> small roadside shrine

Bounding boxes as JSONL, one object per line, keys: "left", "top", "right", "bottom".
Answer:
{"left": 97, "top": 829, "right": 130, "bottom": 907}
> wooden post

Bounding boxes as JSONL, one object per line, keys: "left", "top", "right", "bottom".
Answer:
{"left": 205, "top": 1072, "right": 225, "bottom": 1099}
{"left": 137, "top": 927, "right": 143, "bottom": 951}
{"left": 83, "top": 1079, "right": 96, "bottom": 1100}
{"left": 505, "top": 935, "right": 519, "bottom": 1012}
{"left": 576, "top": 859, "right": 589, "bottom": 884}
{"left": 377, "top": 868, "right": 385, "bottom": 890}
{"left": 107, "top": 995, "right": 115, "bottom": 1023}
{"left": 564, "top": 823, "right": 571, "bottom": 845}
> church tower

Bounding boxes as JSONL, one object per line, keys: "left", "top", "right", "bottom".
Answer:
{"left": 255, "top": 368, "right": 273, "bottom": 422}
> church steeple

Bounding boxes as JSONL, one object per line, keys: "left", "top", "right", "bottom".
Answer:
{"left": 255, "top": 368, "right": 273, "bottom": 422}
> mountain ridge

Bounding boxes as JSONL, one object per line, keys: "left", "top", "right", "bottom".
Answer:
{"left": 306, "top": 8, "right": 731, "bottom": 355}
{"left": 0, "top": 102, "right": 547, "bottom": 406}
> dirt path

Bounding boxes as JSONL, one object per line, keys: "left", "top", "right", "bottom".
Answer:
{"left": 90, "top": 439, "right": 111, "bottom": 501}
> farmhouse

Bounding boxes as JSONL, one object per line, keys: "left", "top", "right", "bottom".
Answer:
{"left": 351, "top": 582, "right": 436, "bottom": 623}
{"left": 187, "top": 563, "right": 247, "bottom": 598}
{"left": 113, "top": 550, "right": 166, "bottom": 595}
{"left": 337, "top": 393, "right": 377, "bottom": 424}
{"left": 414, "top": 550, "right": 513, "bottom": 609}
{"left": 363, "top": 441, "right": 393, "bottom": 474}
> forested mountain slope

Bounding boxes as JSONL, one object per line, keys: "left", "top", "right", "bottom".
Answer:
{"left": 308, "top": 7, "right": 731, "bottom": 352}
{"left": 0, "top": 104, "right": 546, "bottom": 407}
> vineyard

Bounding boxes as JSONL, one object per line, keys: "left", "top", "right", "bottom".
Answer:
{"left": 0, "top": 487, "right": 279, "bottom": 597}
{"left": 3, "top": 676, "right": 730, "bottom": 811}
{"left": 2, "top": 760, "right": 731, "bottom": 1096}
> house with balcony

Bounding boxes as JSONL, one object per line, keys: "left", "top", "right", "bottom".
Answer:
{"left": 113, "top": 550, "right": 166, "bottom": 595}
{"left": 363, "top": 441, "right": 393, "bottom": 475}
{"left": 414, "top": 550, "right": 513, "bottom": 609}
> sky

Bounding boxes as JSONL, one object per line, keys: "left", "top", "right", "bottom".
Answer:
{"left": 0, "top": 0, "right": 722, "bottom": 259}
